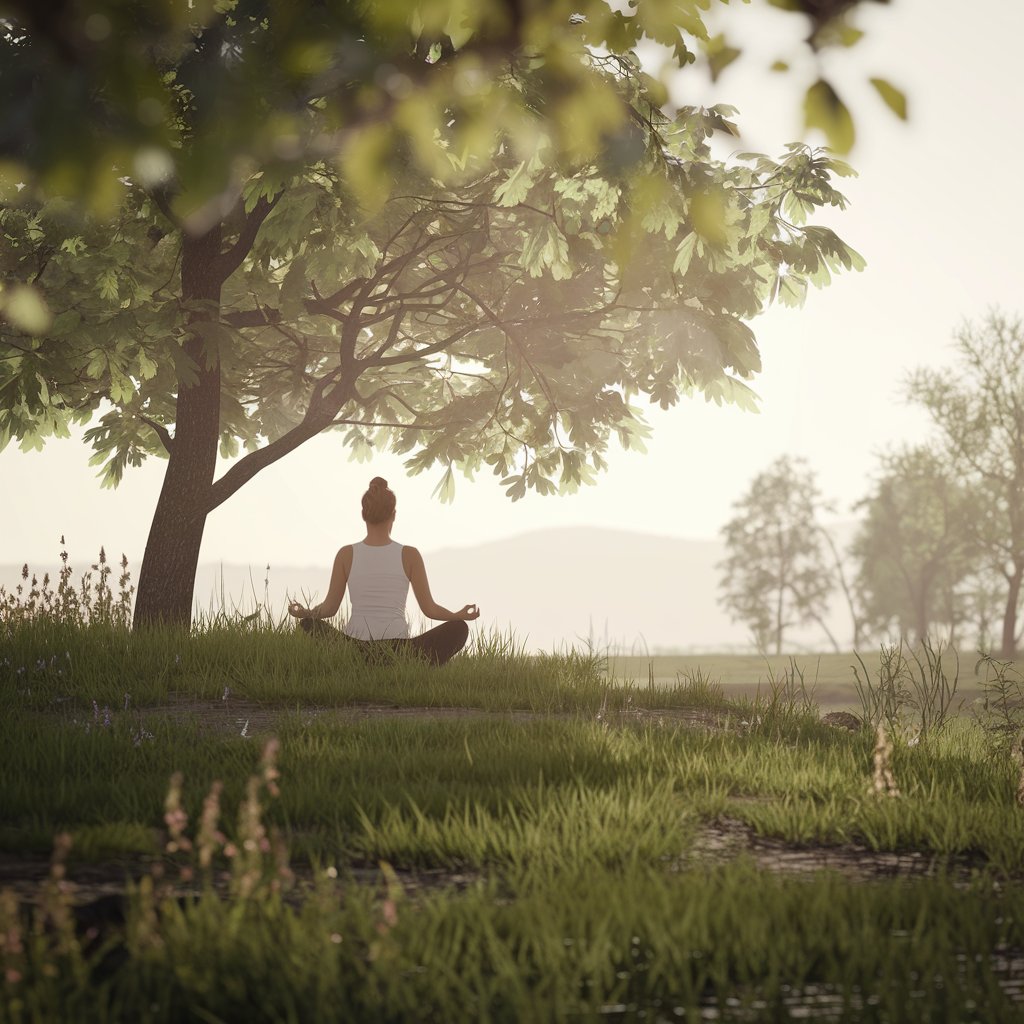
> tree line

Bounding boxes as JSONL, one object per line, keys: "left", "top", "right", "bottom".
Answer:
{"left": 718, "top": 311, "right": 1024, "bottom": 658}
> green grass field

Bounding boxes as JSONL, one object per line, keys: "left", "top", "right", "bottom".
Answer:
{"left": 3, "top": 615, "right": 1024, "bottom": 1021}
{"left": 607, "top": 650, "right": 1010, "bottom": 714}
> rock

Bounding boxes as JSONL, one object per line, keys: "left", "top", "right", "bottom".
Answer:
{"left": 820, "top": 711, "right": 863, "bottom": 732}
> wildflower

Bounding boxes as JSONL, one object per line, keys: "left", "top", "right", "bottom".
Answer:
{"left": 124, "top": 693, "right": 131, "bottom": 711}
{"left": 261, "top": 738, "right": 280, "bottom": 797}
{"left": 240, "top": 719, "right": 249, "bottom": 738}
{"left": 196, "top": 781, "right": 225, "bottom": 871}
{"left": 163, "top": 772, "right": 192, "bottom": 854}
{"left": 869, "top": 724, "right": 900, "bottom": 798}
{"left": 222, "top": 686, "right": 231, "bottom": 701}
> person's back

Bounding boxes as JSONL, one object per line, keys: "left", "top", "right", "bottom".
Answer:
{"left": 288, "top": 476, "right": 480, "bottom": 666}
{"left": 345, "top": 540, "right": 410, "bottom": 640}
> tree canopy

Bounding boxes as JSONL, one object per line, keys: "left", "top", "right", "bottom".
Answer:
{"left": 0, "top": 0, "right": 875, "bottom": 625}
{"left": 0, "top": 0, "right": 902, "bottom": 210}
{"left": 0, "top": 120, "right": 861, "bottom": 500}
{"left": 851, "top": 446, "right": 975, "bottom": 646}
{"left": 905, "top": 312, "right": 1024, "bottom": 657}
{"left": 718, "top": 455, "right": 837, "bottom": 654}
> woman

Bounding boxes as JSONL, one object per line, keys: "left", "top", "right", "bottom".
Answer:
{"left": 287, "top": 477, "right": 479, "bottom": 666}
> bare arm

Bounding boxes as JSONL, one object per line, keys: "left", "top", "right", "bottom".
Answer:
{"left": 403, "top": 546, "right": 480, "bottom": 622}
{"left": 287, "top": 546, "right": 352, "bottom": 619}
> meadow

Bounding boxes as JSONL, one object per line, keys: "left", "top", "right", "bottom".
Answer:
{"left": 3, "top": 568, "right": 1024, "bottom": 1021}
{"left": 607, "top": 650, "right": 1003, "bottom": 715}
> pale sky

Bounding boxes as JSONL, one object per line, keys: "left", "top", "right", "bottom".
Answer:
{"left": 2, "top": 0, "right": 1021, "bottom": 581}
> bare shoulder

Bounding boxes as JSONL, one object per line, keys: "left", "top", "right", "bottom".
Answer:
{"left": 335, "top": 545, "right": 354, "bottom": 568}
{"left": 401, "top": 544, "right": 425, "bottom": 585}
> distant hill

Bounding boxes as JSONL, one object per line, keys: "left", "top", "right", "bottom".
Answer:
{"left": 1, "top": 525, "right": 857, "bottom": 653}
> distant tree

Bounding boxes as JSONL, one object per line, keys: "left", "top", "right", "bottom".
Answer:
{"left": 851, "top": 446, "right": 975, "bottom": 645}
{"left": 718, "top": 456, "right": 836, "bottom": 654}
{"left": 906, "top": 312, "right": 1024, "bottom": 657}
{"left": 0, "top": 5, "right": 868, "bottom": 628}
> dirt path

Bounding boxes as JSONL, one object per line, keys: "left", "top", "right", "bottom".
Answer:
{"left": 56, "top": 696, "right": 730, "bottom": 735}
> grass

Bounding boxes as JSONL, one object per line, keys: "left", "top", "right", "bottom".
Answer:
{"left": 4, "top": 606, "right": 1024, "bottom": 1020}
{"left": 607, "top": 651, "right": 1023, "bottom": 714}
{"left": 5, "top": 861, "right": 1021, "bottom": 1023}
{"left": 4, "top": 708, "right": 1023, "bottom": 871}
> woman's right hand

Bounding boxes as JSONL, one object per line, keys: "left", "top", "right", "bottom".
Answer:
{"left": 456, "top": 604, "right": 480, "bottom": 621}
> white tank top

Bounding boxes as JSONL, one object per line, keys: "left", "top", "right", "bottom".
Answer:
{"left": 343, "top": 541, "right": 410, "bottom": 640}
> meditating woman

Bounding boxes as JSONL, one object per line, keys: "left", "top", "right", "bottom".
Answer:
{"left": 287, "top": 477, "right": 479, "bottom": 666}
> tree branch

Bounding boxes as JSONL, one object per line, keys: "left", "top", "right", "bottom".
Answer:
{"left": 212, "top": 194, "right": 280, "bottom": 282}
{"left": 140, "top": 415, "right": 174, "bottom": 455}
{"left": 147, "top": 187, "right": 185, "bottom": 231}
{"left": 208, "top": 364, "right": 366, "bottom": 512}
{"left": 222, "top": 307, "right": 282, "bottom": 328}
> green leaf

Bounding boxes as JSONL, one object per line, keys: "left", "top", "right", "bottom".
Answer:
{"left": 137, "top": 351, "right": 159, "bottom": 380}
{"left": 98, "top": 268, "right": 120, "bottom": 302}
{"left": 705, "top": 34, "right": 741, "bottom": 83}
{"left": 493, "top": 161, "right": 535, "bottom": 207}
{"left": 278, "top": 255, "right": 309, "bottom": 319}
{"left": 804, "top": 79, "right": 855, "bottom": 155}
{"left": 50, "top": 310, "right": 82, "bottom": 337}
{"left": 191, "top": 321, "right": 236, "bottom": 369}
{"left": 870, "top": 78, "right": 908, "bottom": 121}
{"left": 432, "top": 465, "right": 456, "bottom": 504}
{"left": 776, "top": 272, "right": 808, "bottom": 308}
{"left": 673, "top": 232, "right": 697, "bottom": 276}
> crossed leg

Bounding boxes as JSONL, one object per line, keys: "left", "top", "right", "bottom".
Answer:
{"left": 299, "top": 617, "right": 469, "bottom": 667}
{"left": 402, "top": 619, "right": 470, "bottom": 666}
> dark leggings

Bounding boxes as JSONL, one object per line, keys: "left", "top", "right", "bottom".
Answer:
{"left": 299, "top": 617, "right": 469, "bottom": 667}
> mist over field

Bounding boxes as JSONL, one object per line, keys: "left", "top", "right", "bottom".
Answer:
{"left": 2, "top": 526, "right": 858, "bottom": 653}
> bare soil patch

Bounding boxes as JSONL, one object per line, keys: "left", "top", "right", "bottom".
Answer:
{"left": 51, "top": 696, "right": 729, "bottom": 735}
{"left": 687, "top": 816, "right": 1004, "bottom": 888}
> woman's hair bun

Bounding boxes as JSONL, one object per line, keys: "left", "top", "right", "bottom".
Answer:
{"left": 362, "top": 477, "right": 396, "bottom": 524}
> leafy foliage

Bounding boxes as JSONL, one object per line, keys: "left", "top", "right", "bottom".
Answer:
{"left": 0, "top": 0, "right": 904, "bottom": 204}
{"left": 0, "top": 0, "right": 870, "bottom": 623}
{"left": 852, "top": 446, "right": 977, "bottom": 645}
{"left": 718, "top": 455, "right": 836, "bottom": 654}
{"left": 0, "top": 76, "right": 863, "bottom": 502}
{"left": 905, "top": 312, "right": 1024, "bottom": 657}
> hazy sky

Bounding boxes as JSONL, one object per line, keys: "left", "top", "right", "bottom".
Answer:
{"left": 3, "top": 0, "right": 1021, "bottom": 581}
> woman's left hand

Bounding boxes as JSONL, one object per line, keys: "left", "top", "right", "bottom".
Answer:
{"left": 287, "top": 600, "right": 309, "bottom": 619}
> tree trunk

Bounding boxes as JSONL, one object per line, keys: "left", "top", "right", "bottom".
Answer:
{"left": 1001, "top": 564, "right": 1023, "bottom": 658}
{"left": 133, "top": 227, "right": 224, "bottom": 628}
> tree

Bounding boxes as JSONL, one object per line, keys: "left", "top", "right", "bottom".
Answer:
{"left": 718, "top": 456, "right": 837, "bottom": 654}
{"left": 851, "top": 446, "right": 975, "bottom": 645}
{"left": 0, "top": 0, "right": 905, "bottom": 208}
{"left": 0, "top": 3, "right": 866, "bottom": 627}
{"left": 906, "top": 312, "right": 1024, "bottom": 658}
